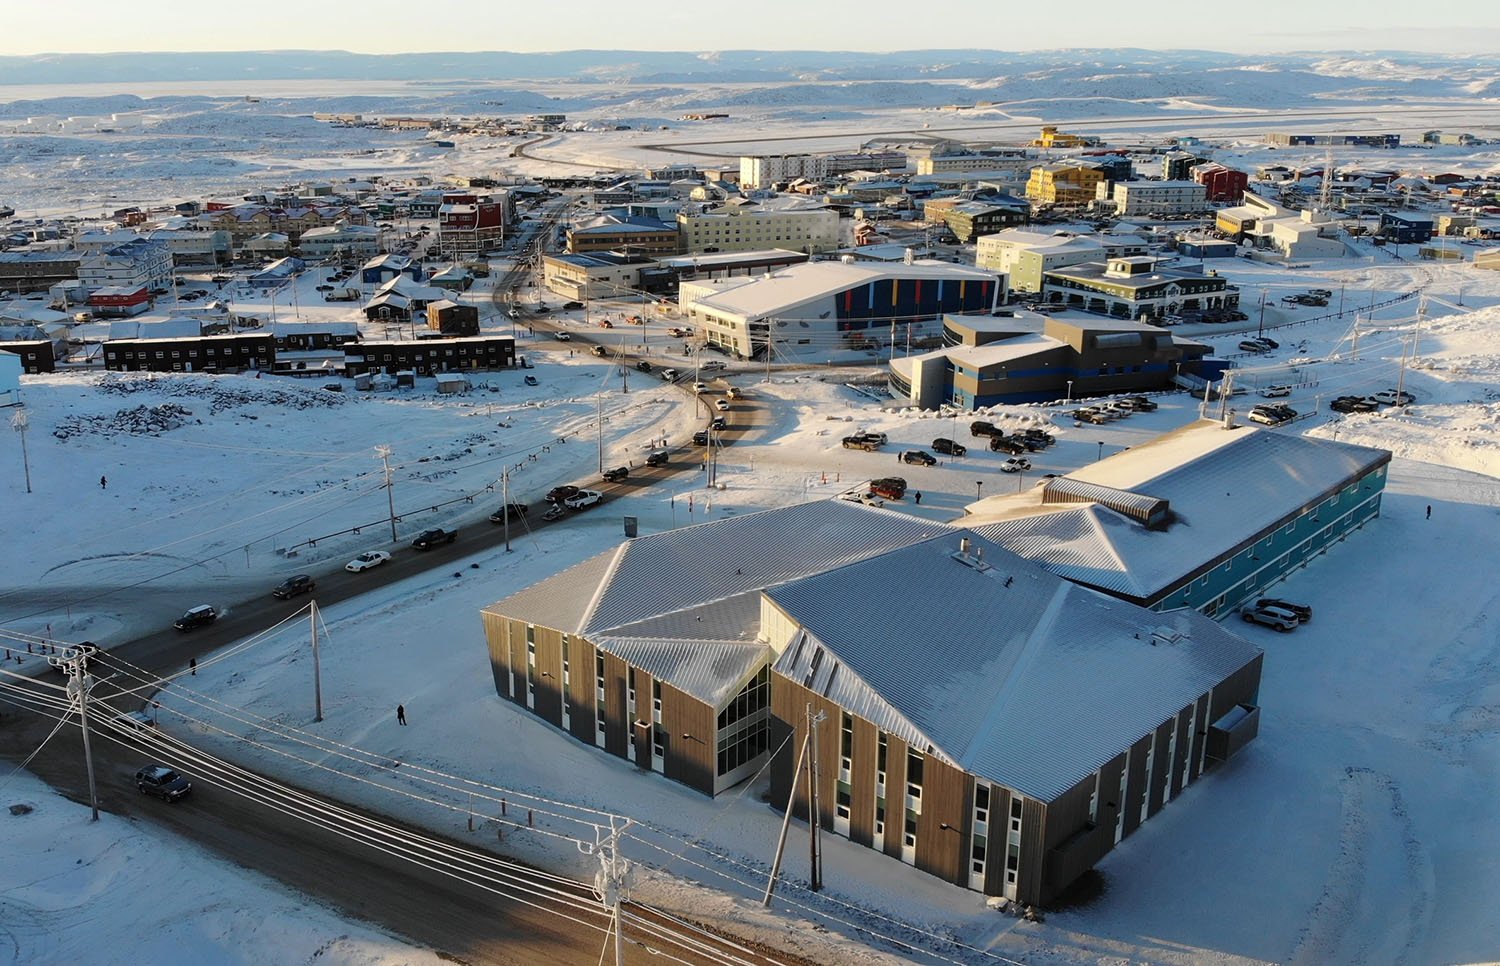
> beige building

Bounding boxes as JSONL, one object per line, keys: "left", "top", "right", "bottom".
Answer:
{"left": 677, "top": 198, "right": 840, "bottom": 256}
{"left": 1110, "top": 181, "right": 1208, "bottom": 216}
{"left": 977, "top": 230, "right": 1107, "bottom": 293}
{"left": 541, "top": 253, "right": 650, "bottom": 301}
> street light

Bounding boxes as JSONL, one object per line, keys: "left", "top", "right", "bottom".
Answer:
{"left": 1097, "top": 440, "right": 1105, "bottom": 462}
{"left": 1065, "top": 379, "right": 1073, "bottom": 405}
{"left": 10, "top": 406, "right": 31, "bottom": 494}
{"left": 975, "top": 480, "right": 983, "bottom": 502}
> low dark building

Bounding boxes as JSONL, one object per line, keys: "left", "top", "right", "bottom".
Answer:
{"left": 269, "top": 321, "right": 361, "bottom": 351}
{"left": 1380, "top": 212, "right": 1435, "bottom": 244}
{"left": 0, "top": 252, "right": 82, "bottom": 294}
{"left": 343, "top": 335, "right": 515, "bottom": 376}
{"left": 426, "top": 299, "right": 480, "bottom": 336}
{"left": 103, "top": 333, "right": 274, "bottom": 372}
{"left": 0, "top": 339, "right": 57, "bottom": 373}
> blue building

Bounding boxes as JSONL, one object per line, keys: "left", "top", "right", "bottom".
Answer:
{"left": 970, "top": 420, "right": 1391, "bottom": 617}
{"left": 361, "top": 253, "right": 423, "bottom": 285}
{"left": 1379, "top": 213, "right": 1435, "bottom": 244}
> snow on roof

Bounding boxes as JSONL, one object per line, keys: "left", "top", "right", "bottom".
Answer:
{"left": 768, "top": 530, "right": 1261, "bottom": 801}
{"left": 946, "top": 332, "right": 1064, "bottom": 369}
{"left": 269, "top": 321, "right": 359, "bottom": 337}
{"left": 689, "top": 261, "right": 998, "bottom": 320}
{"left": 970, "top": 421, "right": 1391, "bottom": 600}
{"left": 980, "top": 228, "right": 1105, "bottom": 254}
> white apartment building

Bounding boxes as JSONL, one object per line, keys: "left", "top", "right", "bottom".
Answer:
{"left": 145, "top": 229, "right": 234, "bottom": 266}
{"left": 677, "top": 199, "right": 840, "bottom": 256}
{"left": 76, "top": 239, "right": 173, "bottom": 293}
{"left": 1109, "top": 181, "right": 1208, "bottom": 216}
{"left": 738, "top": 154, "right": 830, "bottom": 188}
{"left": 916, "top": 154, "right": 1032, "bottom": 176}
{"left": 299, "top": 223, "right": 382, "bottom": 260}
{"left": 976, "top": 229, "right": 1105, "bottom": 293}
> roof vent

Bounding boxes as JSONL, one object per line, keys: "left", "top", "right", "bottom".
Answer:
{"left": 1150, "top": 625, "right": 1187, "bottom": 647}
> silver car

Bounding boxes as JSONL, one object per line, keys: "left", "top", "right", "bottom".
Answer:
{"left": 1239, "top": 604, "right": 1299, "bottom": 632}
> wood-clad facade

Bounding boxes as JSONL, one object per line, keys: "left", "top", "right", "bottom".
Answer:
{"left": 771, "top": 651, "right": 1263, "bottom": 907}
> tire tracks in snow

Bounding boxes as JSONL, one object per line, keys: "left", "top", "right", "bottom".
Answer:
{"left": 1287, "top": 767, "right": 1431, "bottom": 966}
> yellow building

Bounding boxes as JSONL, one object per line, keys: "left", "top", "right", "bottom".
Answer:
{"left": 1024, "top": 163, "right": 1104, "bottom": 205}
{"left": 1031, "top": 126, "right": 1099, "bottom": 149}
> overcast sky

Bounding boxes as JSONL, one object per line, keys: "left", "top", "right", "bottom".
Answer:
{"left": 3, "top": 0, "right": 1497, "bottom": 55}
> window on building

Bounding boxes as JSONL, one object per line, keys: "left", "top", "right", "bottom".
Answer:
{"left": 906, "top": 751, "right": 924, "bottom": 811}
{"left": 715, "top": 667, "right": 770, "bottom": 777}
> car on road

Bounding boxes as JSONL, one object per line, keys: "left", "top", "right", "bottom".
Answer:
{"left": 563, "top": 489, "right": 603, "bottom": 510}
{"left": 692, "top": 382, "right": 708, "bottom": 394}
{"left": 1260, "top": 385, "right": 1293, "bottom": 398}
{"left": 524, "top": 375, "right": 539, "bottom": 386}
{"left": 999, "top": 457, "right": 1032, "bottom": 473}
{"left": 900, "top": 450, "right": 937, "bottom": 466}
{"left": 533, "top": 305, "right": 550, "bottom": 314}
{"left": 546, "top": 485, "right": 581, "bottom": 504}
{"left": 661, "top": 368, "right": 680, "bottom": 381}
{"left": 700, "top": 360, "right": 727, "bottom": 372}
{"left": 591, "top": 345, "right": 609, "bottom": 357}
{"left": 173, "top": 604, "right": 218, "bottom": 632}
{"left": 668, "top": 327, "right": 689, "bottom": 337}
{"left": 602, "top": 466, "right": 629, "bottom": 483}
{"left": 114, "top": 709, "right": 155, "bottom": 732}
{"left": 1240, "top": 604, "right": 1299, "bottom": 632}
{"left": 411, "top": 528, "right": 457, "bottom": 550}
{"left": 506, "top": 307, "right": 520, "bottom": 319}
{"left": 486, "top": 504, "right": 529, "bottom": 524}
{"left": 710, "top": 415, "right": 728, "bottom": 431}
{"left": 692, "top": 430, "right": 709, "bottom": 445}
{"left": 598, "top": 319, "right": 613, "bottom": 328}
{"left": 636, "top": 360, "right": 652, "bottom": 372}
{"left": 931, "top": 437, "right": 967, "bottom": 457}
{"left": 645, "top": 449, "right": 669, "bottom": 467}
{"left": 554, "top": 331, "right": 572, "bottom": 341}
{"left": 714, "top": 399, "right": 731, "bottom": 411}
{"left": 562, "top": 301, "right": 583, "bottom": 310}
{"left": 726, "top": 387, "right": 743, "bottom": 400}
{"left": 1372, "top": 389, "right": 1415, "bottom": 405}
{"left": 136, "top": 764, "right": 192, "bottom": 803}
{"left": 345, "top": 550, "right": 392, "bottom": 572}
{"left": 1256, "top": 598, "right": 1312, "bottom": 623}
{"left": 271, "top": 574, "right": 317, "bottom": 599}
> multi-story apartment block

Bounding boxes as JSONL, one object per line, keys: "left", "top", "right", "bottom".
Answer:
{"left": 677, "top": 199, "right": 840, "bottom": 256}
{"left": 1025, "top": 163, "right": 1105, "bottom": 205}
{"left": 739, "top": 155, "right": 830, "bottom": 188}
{"left": 1110, "top": 181, "right": 1208, "bottom": 216}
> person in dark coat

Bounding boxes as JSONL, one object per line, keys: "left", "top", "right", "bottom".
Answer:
{"left": 397, "top": 704, "right": 407, "bottom": 725}
{"left": 99, "top": 476, "right": 107, "bottom": 489}
{"left": 1426, "top": 504, "right": 1432, "bottom": 519}
{"left": 914, "top": 491, "right": 922, "bottom": 505}
{"left": 189, "top": 658, "right": 197, "bottom": 676}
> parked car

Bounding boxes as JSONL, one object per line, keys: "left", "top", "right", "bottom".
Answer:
{"left": 1253, "top": 336, "right": 1280, "bottom": 349}
{"left": 602, "top": 466, "right": 629, "bottom": 483}
{"left": 1239, "top": 340, "right": 1271, "bottom": 353}
{"left": 1240, "top": 604, "right": 1299, "bottom": 632}
{"left": 1260, "top": 385, "right": 1293, "bottom": 398}
{"left": 1122, "top": 396, "right": 1158, "bottom": 412}
{"left": 842, "top": 435, "right": 881, "bottom": 451}
{"left": 524, "top": 375, "right": 539, "bottom": 386}
{"left": 1256, "top": 598, "right": 1312, "bottom": 622}
{"left": 411, "top": 528, "right": 457, "bottom": 550}
{"left": 135, "top": 764, "right": 192, "bottom": 803}
{"left": 714, "top": 398, "right": 731, "bottom": 411}
{"left": 969, "top": 420, "right": 1001, "bottom": 438}
{"left": 271, "top": 574, "right": 317, "bottom": 599}
{"left": 486, "top": 504, "right": 529, "bottom": 524}
{"left": 546, "top": 485, "right": 581, "bottom": 504}
{"left": 346, "top": 550, "right": 392, "bottom": 572}
{"left": 855, "top": 431, "right": 887, "bottom": 446}
{"left": 173, "top": 604, "right": 218, "bottom": 632}
{"left": 1016, "top": 429, "right": 1055, "bottom": 446}
{"left": 900, "top": 450, "right": 937, "bottom": 466}
{"left": 870, "top": 477, "right": 907, "bottom": 500}
{"left": 931, "top": 437, "right": 967, "bottom": 457}
{"left": 1331, "top": 395, "right": 1377, "bottom": 414}
{"left": 1248, "top": 405, "right": 1296, "bottom": 426}
{"left": 563, "top": 489, "right": 602, "bottom": 510}
{"left": 989, "top": 436, "right": 1027, "bottom": 455}
{"left": 999, "top": 457, "right": 1032, "bottom": 473}
{"left": 1372, "top": 389, "right": 1415, "bottom": 405}
{"left": 645, "top": 449, "right": 669, "bottom": 467}
{"left": 1073, "top": 410, "right": 1110, "bottom": 425}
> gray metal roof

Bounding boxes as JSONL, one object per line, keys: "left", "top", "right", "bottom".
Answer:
{"left": 768, "top": 531, "right": 1262, "bottom": 801}
{"left": 972, "top": 421, "right": 1391, "bottom": 601}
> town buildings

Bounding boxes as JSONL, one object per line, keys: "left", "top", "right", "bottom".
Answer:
{"left": 739, "top": 155, "right": 829, "bottom": 189}
{"left": 677, "top": 198, "right": 840, "bottom": 256}
{"left": 298, "top": 223, "right": 381, "bottom": 261}
{"left": 436, "top": 196, "right": 510, "bottom": 256}
{"left": 77, "top": 239, "right": 173, "bottom": 294}
{"left": 566, "top": 215, "right": 681, "bottom": 257}
{"left": 1109, "top": 181, "right": 1208, "bottom": 217}
{"left": 1041, "top": 256, "right": 1238, "bottom": 320}
{"left": 1025, "top": 163, "right": 1105, "bottom": 205}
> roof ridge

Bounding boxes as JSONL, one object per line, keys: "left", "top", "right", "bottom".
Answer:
{"left": 577, "top": 542, "right": 631, "bottom": 635}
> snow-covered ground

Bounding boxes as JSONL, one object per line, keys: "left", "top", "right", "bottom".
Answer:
{"left": 0, "top": 770, "right": 446, "bottom": 965}
{"left": 6, "top": 249, "right": 1500, "bottom": 963}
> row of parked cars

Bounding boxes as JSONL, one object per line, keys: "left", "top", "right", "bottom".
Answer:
{"left": 1331, "top": 389, "right": 1415, "bottom": 414}
{"left": 1237, "top": 335, "right": 1280, "bottom": 353}
{"left": 1239, "top": 598, "right": 1313, "bottom": 632}
{"left": 1066, "top": 396, "right": 1158, "bottom": 425}
{"left": 1248, "top": 403, "right": 1298, "bottom": 427}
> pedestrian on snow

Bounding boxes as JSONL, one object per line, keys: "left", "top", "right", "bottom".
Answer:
{"left": 1426, "top": 504, "right": 1432, "bottom": 520}
{"left": 189, "top": 657, "right": 197, "bottom": 676}
{"left": 397, "top": 704, "right": 407, "bottom": 726}
{"left": 914, "top": 491, "right": 922, "bottom": 505}
{"left": 99, "top": 475, "right": 107, "bottom": 490}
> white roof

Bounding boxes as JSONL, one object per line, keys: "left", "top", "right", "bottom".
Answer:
{"left": 946, "top": 332, "right": 1064, "bottom": 369}
{"left": 768, "top": 529, "right": 1262, "bottom": 801}
{"left": 970, "top": 421, "right": 1391, "bottom": 601}
{"left": 688, "top": 261, "right": 999, "bottom": 320}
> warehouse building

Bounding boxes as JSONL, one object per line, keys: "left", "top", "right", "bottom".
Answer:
{"left": 480, "top": 499, "right": 1264, "bottom": 907}
{"left": 968, "top": 419, "right": 1391, "bottom": 616}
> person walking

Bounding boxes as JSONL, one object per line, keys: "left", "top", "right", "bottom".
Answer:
{"left": 397, "top": 704, "right": 407, "bottom": 726}
{"left": 189, "top": 657, "right": 197, "bottom": 676}
{"left": 914, "top": 491, "right": 922, "bottom": 505}
{"left": 99, "top": 475, "right": 107, "bottom": 490}
{"left": 1426, "top": 504, "right": 1432, "bottom": 520}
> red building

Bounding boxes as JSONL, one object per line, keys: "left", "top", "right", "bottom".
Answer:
{"left": 437, "top": 193, "right": 510, "bottom": 257}
{"left": 88, "top": 285, "right": 152, "bottom": 317}
{"left": 1192, "top": 163, "right": 1249, "bottom": 203}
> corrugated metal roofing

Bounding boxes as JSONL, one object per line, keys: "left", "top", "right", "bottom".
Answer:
{"left": 767, "top": 531, "right": 1261, "bottom": 801}
{"left": 974, "top": 505, "right": 1151, "bottom": 598}
{"left": 603, "top": 636, "right": 769, "bottom": 709}
{"left": 1041, "top": 478, "right": 1168, "bottom": 526}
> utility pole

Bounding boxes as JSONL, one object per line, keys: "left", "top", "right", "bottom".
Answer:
{"left": 589, "top": 815, "right": 634, "bottom": 966}
{"left": 50, "top": 648, "right": 99, "bottom": 821}
{"left": 10, "top": 406, "right": 32, "bottom": 495}
{"left": 376, "top": 445, "right": 398, "bottom": 541}
{"left": 1351, "top": 315, "right": 1361, "bottom": 361}
{"left": 501, "top": 468, "right": 512, "bottom": 553}
{"left": 597, "top": 394, "right": 605, "bottom": 475}
{"left": 764, "top": 724, "right": 813, "bottom": 906}
{"left": 808, "top": 703, "right": 825, "bottom": 892}
{"left": 310, "top": 600, "right": 324, "bottom": 723}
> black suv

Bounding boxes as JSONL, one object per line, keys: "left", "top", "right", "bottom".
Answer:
{"left": 136, "top": 764, "right": 192, "bottom": 803}
{"left": 488, "top": 503, "right": 529, "bottom": 524}
{"left": 272, "top": 574, "right": 316, "bottom": 599}
{"left": 173, "top": 605, "right": 218, "bottom": 632}
{"left": 931, "top": 437, "right": 967, "bottom": 457}
{"left": 602, "top": 466, "right": 629, "bottom": 483}
{"left": 989, "top": 436, "right": 1027, "bottom": 455}
{"left": 970, "top": 420, "right": 1002, "bottom": 438}
{"left": 901, "top": 450, "right": 937, "bottom": 466}
{"left": 411, "top": 528, "right": 457, "bottom": 550}
{"left": 645, "top": 450, "right": 669, "bottom": 467}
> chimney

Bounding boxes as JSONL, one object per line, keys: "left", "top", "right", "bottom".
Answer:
{"left": 959, "top": 537, "right": 970, "bottom": 555}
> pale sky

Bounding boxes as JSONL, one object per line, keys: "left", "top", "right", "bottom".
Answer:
{"left": 3, "top": 0, "right": 1498, "bottom": 55}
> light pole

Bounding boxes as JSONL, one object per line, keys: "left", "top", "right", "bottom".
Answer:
{"left": 1097, "top": 440, "right": 1105, "bottom": 462}
{"left": 1066, "top": 379, "right": 1073, "bottom": 405}
{"left": 376, "top": 445, "right": 397, "bottom": 541}
{"left": 975, "top": 480, "right": 983, "bottom": 503}
{"left": 11, "top": 406, "right": 31, "bottom": 494}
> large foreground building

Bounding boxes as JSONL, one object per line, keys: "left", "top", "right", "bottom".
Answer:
{"left": 481, "top": 500, "right": 1264, "bottom": 907}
